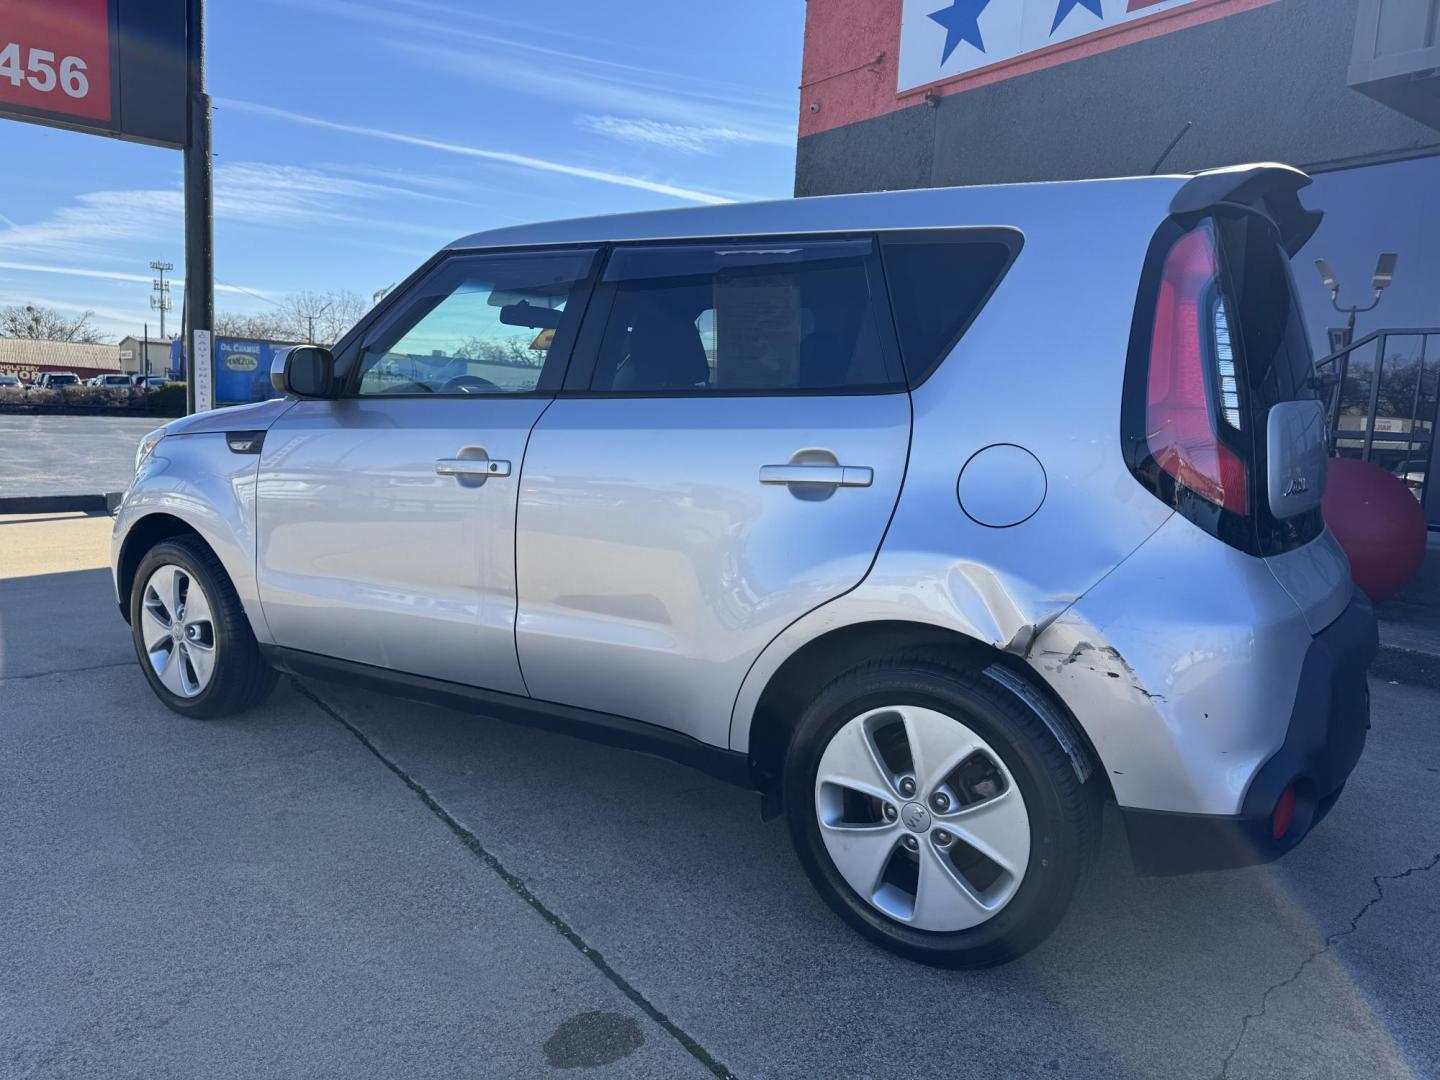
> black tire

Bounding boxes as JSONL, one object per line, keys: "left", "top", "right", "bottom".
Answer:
{"left": 129, "top": 537, "right": 278, "bottom": 719}
{"left": 784, "top": 653, "right": 1098, "bottom": 968}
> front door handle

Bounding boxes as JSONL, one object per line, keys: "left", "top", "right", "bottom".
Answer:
{"left": 436, "top": 457, "right": 511, "bottom": 478}
{"left": 759, "top": 464, "right": 873, "bottom": 488}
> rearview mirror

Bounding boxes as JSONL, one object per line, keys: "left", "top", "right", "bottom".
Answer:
{"left": 271, "top": 345, "right": 336, "bottom": 398}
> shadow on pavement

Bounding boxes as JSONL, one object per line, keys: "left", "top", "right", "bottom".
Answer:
{"left": 0, "top": 568, "right": 131, "bottom": 680}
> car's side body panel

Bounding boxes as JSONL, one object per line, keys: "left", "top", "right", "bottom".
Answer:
{"left": 253, "top": 397, "right": 548, "bottom": 695}
{"left": 515, "top": 393, "right": 912, "bottom": 744}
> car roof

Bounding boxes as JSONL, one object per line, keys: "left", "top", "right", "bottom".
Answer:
{"left": 445, "top": 172, "right": 1194, "bottom": 252}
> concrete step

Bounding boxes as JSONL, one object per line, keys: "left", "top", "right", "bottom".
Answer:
{"left": 1373, "top": 598, "right": 1440, "bottom": 690}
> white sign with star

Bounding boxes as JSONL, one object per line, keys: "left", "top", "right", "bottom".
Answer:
{"left": 898, "top": 0, "right": 1211, "bottom": 92}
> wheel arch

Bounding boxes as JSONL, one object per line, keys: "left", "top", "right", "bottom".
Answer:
{"left": 739, "top": 619, "right": 1109, "bottom": 809}
{"left": 116, "top": 513, "right": 213, "bottom": 623}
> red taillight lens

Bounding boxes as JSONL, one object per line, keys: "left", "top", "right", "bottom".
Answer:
{"left": 1145, "top": 225, "right": 1248, "bottom": 515}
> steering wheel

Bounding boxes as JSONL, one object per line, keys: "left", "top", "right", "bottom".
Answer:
{"left": 441, "top": 375, "right": 500, "bottom": 394}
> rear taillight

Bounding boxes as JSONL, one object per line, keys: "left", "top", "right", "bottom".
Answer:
{"left": 1143, "top": 223, "right": 1248, "bottom": 515}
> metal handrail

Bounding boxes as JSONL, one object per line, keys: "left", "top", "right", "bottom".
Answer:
{"left": 1315, "top": 327, "right": 1440, "bottom": 370}
{"left": 1314, "top": 327, "right": 1437, "bottom": 473}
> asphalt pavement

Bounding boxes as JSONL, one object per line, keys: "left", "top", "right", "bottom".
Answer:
{"left": 2, "top": 512, "right": 1438, "bottom": 1079}
{"left": 0, "top": 415, "right": 158, "bottom": 500}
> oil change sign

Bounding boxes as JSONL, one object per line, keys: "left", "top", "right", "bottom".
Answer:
{"left": 0, "top": 0, "right": 113, "bottom": 127}
{"left": 898, "top": 0, "right": 1243, "bottom": 92}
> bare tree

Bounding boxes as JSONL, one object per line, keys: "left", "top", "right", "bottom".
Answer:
{"left": 213, "top": 310, "right": 300, "bottom": 341}
{"left": 283, "top": 289, "right": 369, "bottom": 345}
{"left": 0, "top": 303, "right": 111, "bottom": 343}
{"left": 212, "top": 289, "right": 371, "bottom": 345}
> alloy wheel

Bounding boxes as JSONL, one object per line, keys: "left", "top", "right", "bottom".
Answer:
{"left": 814, "top": 705, "right": 1031, "bottom": 931}
{"left": 139, "top": 563, "right": 218, "bottom": 699}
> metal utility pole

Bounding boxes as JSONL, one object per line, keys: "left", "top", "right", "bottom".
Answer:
{"left": 149, "top": 261, "right": 173, "bottom": 348}
{"left": 297, "top": 299, "right": 333, "bottom": 345}
{"left": 182, "top": 0, "right": 214, "bottom": 414}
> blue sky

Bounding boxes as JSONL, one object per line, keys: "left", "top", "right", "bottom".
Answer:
{"left": 0, "top": 0, "right": 805, "bottom": 340}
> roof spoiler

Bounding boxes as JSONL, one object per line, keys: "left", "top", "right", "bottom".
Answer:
{"left": 1169, "top": 163, "right": 1322, "bottom": 256}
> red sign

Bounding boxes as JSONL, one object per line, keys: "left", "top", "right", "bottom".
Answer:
{"left": 0, "top": 0, "right": 113, "bottom": 124}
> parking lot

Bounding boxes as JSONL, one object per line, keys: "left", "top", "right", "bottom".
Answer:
{"left": 0, "top": 416, "right": 160, "bottom": 501}
{"left": 2, "top": 511, "right": 1438, "bottom": 1080}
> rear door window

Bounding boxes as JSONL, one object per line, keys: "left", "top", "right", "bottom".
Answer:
{"left": 879, "top": 231, "right": 1022, "bottom": 386}
{"left": 583, "top": 238, "right": 902, "bottom": 394}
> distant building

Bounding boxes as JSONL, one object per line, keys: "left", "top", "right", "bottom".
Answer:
{"left": 117, "top": 335, "right": 174, "bottom": 375}
{"left": 0, "top": 338, "right": 123, "bottom": 383}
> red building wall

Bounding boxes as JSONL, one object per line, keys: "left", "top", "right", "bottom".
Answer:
{"left": 799, "top": 0, "right": 1280, "bottom": 139}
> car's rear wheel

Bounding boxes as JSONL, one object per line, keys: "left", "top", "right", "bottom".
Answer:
{"left": 130, "top": 538, "right": 277, "bottom": 718}
{"left": 784, "top": 654, "right": 1097, "bottom": 967}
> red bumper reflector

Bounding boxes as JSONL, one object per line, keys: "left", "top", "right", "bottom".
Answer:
{"left": 1272, "top": 784, "right": 1297, "bottom": 840}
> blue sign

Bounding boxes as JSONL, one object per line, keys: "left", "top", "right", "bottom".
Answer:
{"left": 171, "top": 336, "right": 301, "bottom": 405}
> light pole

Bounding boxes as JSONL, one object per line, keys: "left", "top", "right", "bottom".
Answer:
{"left": 1315, "top": 252, "right": 1399, "bottom": 346}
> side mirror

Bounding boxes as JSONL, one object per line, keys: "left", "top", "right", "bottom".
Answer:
{"left": 271, "top": 345, "right": 336, "bottom": 398}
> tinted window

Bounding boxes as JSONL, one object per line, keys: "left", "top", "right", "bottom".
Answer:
{"left": 589, "top": 239, "right": 897, "bottom": 393}
{"left": 357, "top": 250, "right": 595, "bottom": 396}
{"left": 880, "top": 234, "right": 1018, "bottom": 385}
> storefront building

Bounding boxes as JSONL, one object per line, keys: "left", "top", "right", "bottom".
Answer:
{"left": 796, "top": 0, "right": 1440, "bottom": 523}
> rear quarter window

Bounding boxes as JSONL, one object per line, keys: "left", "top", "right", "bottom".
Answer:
{"left": 879, "top": 231, "right": 1022, "bottom": 386}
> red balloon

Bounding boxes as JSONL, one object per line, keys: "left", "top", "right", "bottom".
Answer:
{"left": 1321, "top": 457, "right": 1427, "bottom": 604}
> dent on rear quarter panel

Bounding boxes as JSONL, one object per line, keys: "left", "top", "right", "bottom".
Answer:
{"left": 114, "top": 431, "right": 273, "bottom": 645}
{"left": 1031, "top": 512, "right": 1313, "bottom": 816}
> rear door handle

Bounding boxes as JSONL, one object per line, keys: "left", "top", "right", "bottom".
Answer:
{"left": 759, "top": 464, "right": 873, "bottom": 488}
{"left": 436, "top": 458, "right": 511, "bottom": 478}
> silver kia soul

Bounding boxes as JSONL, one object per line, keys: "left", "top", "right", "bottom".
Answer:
{"left": 113, "top": 162, "right": 1377, "bottom": 967}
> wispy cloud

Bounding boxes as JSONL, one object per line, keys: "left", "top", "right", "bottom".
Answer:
{"left": 0, "top": 161, "right": 453, "bottom": 262}
{"left": 263, "top": 0, "right": 793, "bottom": 154}
{"left": 272, "top": 0, "right": 784, "bottom": 112}
{"left": 578, "top": 116, "right": 775, "bottom": 156}
{"left": 0, "top": 260, "right": 275, "bottom": 299}
{"left": 0, "top": 288, "right": 150, "bottom": 331}
{"left": 397, "top": 40, "right": 794, "bottom": 150}
{"left": 218, "top": 99, "right": 735, "bottom": 206}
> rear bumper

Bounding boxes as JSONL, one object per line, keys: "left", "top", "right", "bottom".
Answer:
{"left": 1122, "top": 591, "right": 1377, "bottom": 876}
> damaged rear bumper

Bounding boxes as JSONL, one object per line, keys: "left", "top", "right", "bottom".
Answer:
{"left": 1121, "top": 592, "right": 1377, "bottom": 876}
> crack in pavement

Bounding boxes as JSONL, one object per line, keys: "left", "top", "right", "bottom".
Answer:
{"left": 289, "top": 677, "right": 738, "bottom": 1080}
{"left": 0, "top": 659, "right": 135, "bottom": 682}
{"left": 1216, "top": 851, "right": 1440, "bottom": 1079}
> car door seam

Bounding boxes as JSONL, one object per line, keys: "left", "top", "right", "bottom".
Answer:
{"left": 723, "top": 387, "right": 917, "bottom": 752}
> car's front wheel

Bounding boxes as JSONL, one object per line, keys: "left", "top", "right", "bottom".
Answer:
{"left": 130, "top": 537, "right": 277, "bottom": 719}
{"left": 784, "top": 655, "right": 1098, "bottom": 968}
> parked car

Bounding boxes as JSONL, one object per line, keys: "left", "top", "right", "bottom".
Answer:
{"left": 90, "top": 373, "right": 136, "bottom": 389}
{"left": 34, "top": 371, "right": 80, "bottom": 389}
{"left": 0, "top": 374, "right": 22, "bottom": 390}
{"left": 112, "top": 163, "right": 1377, "bottom": 967}
{"left": 130, "top": 374, "right": 169, "bottom": 388}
